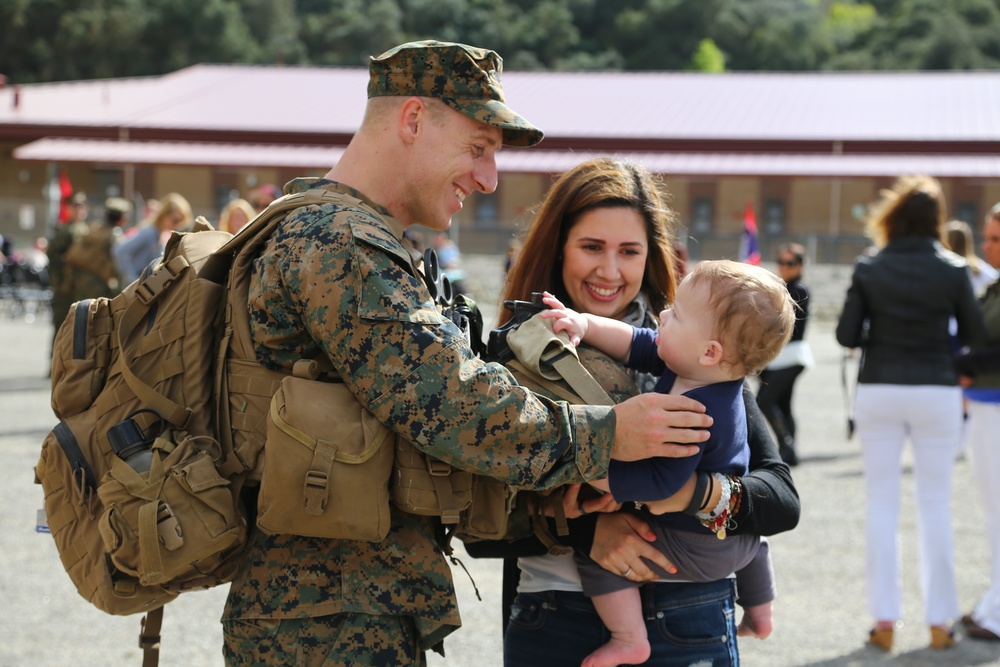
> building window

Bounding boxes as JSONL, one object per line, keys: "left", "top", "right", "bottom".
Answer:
{"left": 763, "top": 198, "right": 786, "bottom": 234}
{"left": 691, "top": 197, "right": 713, "bottom": 235}
{"left": 476, "top": 192, "right": 498, "bottom": 227}
{"left": 956, "top": 201, "right": 977, "bottom": 225}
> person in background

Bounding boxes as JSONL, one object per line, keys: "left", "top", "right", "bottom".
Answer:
{"left": 836, "top": 174, "right": 987, "bottom": 652}
{"left": 756, "top": 242, "right": 813, "bottom": 466}
{"left": 953, "top": 202, "right": 1000, "bottom": 643}
{"left": 493, "top": 158, "right": 799, "bottom": 667}
{"left": 503, "top": 236, "right": 521, "bottom": 275}
{"left": 946, "top": 219, "right": 997, "bottom": 297}
{"left": 46, "top": 192, "right": 122, "bottom": 352}
{"left": 249, "top": 184, "right": 281, "bottom": 212}
{"left": 47, "top": 192, "right": 90, "bottom": 342}
{"left": 672, "top": 240, "right": 689, "bottom": 283}
{"left": 218, "top": 198, "right": 256, "bottom": 234}
{"left": 113, "top": 192, "right": 192, "bottom": 283}
{"left": 431, "top": 230, "right": 469, "bottom": 296}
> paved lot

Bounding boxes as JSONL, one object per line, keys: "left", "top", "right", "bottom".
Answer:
{"left": 2, "top": 258, "right": 998, "bottom": 666}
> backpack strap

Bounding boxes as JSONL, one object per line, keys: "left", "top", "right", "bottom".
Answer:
{"left": 504, "top": 313, "right": 616, "bottom": 406}
{"left": 115, "top": 190, "right": 340, "bottom": 432}
{"left": 139, "top": 607, "right": 163, "bottom": 667}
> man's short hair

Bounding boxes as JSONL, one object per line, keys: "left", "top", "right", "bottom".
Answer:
{"left": 368, "top": 40, "right": 543, "bottom": 148}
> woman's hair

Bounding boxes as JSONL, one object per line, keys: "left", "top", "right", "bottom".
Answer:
{"left": 945, "top": 219, "right": 985, "bottom": 277}
{"left": 149, "top": 193, "right": 193, "bottom": 232}
{"left": 500, "top": 158, "right": 677, "bottom": 324}
{"left": 687, "top": 260, "right": 795, "bottom": 376}
{"left": 865, "top": 174, "right": 945, "bottom": 247}
{"left": 219, "top": 198, "right": 256, "bottom": 234}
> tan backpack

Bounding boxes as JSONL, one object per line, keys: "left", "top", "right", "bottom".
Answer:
{"left": 35, "top": 189, "right": 343, "bottom": 666}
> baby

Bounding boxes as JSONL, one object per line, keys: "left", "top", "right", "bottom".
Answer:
{"left": 542, "top": 259, "right": 795, "bottom": 667}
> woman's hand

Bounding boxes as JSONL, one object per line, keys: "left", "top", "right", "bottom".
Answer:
{"left": 562, "top": 483, "right": 620, "bottom": 519}
{"left": 590, "top": 512, "right": 677, "bottom": 581}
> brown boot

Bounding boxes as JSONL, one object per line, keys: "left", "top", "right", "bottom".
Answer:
{"left": 929, "top": 625, "right": 955, "bottom": 649}
{"left": 868, "top": 627, "right": 893, "bottom": 652}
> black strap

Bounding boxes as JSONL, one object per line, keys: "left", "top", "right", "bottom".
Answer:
{"left": 72, "top": 299, "right": 91, "bottom": 359}
{"left": 53, "top": 421, "right": 97, "bottom": 493}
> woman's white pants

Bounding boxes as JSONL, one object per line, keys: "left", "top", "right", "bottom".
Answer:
{"left": 854, "top": 384, "right": 962, "bottom": 626}
{"left": 967, "top": 399, "right": 1000, "bottom": 636}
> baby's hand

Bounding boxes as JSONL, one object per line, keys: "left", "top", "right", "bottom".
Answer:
{"left": 540, "top": 292, "right": 588, "bottom": 346}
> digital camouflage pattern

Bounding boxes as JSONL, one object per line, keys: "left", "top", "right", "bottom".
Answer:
{"left": 368, "top": 40, "right": 543, "bottom": 148}
{"left": 224, "top": 607, "right": 426, "bottom": 666}
{"left": 222, "top": 177, "right": 616, "bottom": 658}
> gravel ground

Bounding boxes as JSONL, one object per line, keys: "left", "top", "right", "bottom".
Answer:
{"left": 2, "top": 257, "right": 997, "bottom": 667}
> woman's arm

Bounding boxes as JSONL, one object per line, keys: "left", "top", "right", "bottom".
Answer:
{"left": 836, "top": 262, "right": 867, "bottom": 349}
{"left": 729, "top": 385, "right": 800, "bottom": 536}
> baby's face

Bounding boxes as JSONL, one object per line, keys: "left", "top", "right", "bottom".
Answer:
{"left": 655, "top": 277, "right": 716, "bottom": 377}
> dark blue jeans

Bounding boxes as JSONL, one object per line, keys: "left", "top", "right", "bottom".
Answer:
{"left": 503, "top": 579, "right": 739, "bottom": 667}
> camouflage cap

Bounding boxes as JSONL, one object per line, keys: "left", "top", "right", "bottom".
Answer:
{"left": 368, "top": 40, "right": 543, "bottom": 148}
{"left": 69, "top": 192, "right": 88, "bottom": 205}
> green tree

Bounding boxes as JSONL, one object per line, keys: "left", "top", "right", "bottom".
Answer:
{"left": 691, "top": 38, "right": 726, "bottom": 72}
{"left": 711, "top": 0, "right": 832, "bottom": 71}
{"left": 298, "top": 0, "right": 405, "bottom": 66}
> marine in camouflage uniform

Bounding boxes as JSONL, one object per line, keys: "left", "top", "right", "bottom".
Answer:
{"left": 47, "top": 194, "right": 122, "bottom": 349}
{"left": 222, "top": 41, "right": 706, "bottom": 667}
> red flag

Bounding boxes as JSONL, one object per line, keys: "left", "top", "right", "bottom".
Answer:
{"left": 738, "top": 201, "right": 760, "bottom": 265}
{"left": 58, "top": 169, "right": 74, "bottom": 223}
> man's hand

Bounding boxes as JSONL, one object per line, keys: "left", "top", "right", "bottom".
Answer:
{"left": 611, "top": 393, "right": 711, "bottom": 461}
{"left": 590, "top": 512, "right": 677, "bottom": 581}
{"left": 562, "top": 483, "right": 620, "bottom": 519}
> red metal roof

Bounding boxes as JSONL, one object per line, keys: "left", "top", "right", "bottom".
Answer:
{"left": 15, "top": 137, "right": 1000, "bottom": 178}
{"left": 3, "top": 64, "right": 1000, "bottom": 143}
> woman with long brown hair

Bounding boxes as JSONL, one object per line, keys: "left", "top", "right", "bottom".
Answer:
{"left": 495, "top": 158, "right": 799, "bottom": 666}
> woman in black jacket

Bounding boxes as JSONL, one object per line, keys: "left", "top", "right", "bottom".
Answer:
{"left": 757, "top": 243, "right": 813, "bottom": 466}
{"left": 836, "top": 174, "right": 986, "bottom": 652}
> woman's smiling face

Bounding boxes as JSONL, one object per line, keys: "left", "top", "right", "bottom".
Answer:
{"left": 561, "top": 206, "right": 648, "bottom": 320}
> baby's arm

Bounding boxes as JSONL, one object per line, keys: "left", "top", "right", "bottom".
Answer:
{"left": 540, "top": 292, "right": 634, "bottom": 362}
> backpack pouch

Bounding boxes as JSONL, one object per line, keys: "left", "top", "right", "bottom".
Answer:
{"left": 36, "top": 410, "right": 179, "bottom": 616}
{"left": 455, "top": 475, "right": 517, "bottom": 540}
{"left": 390, "top": 437, "right": 473, "bottom": 523}
{"left": 257, "top": 376, "right": 394, "bottom": 541}
{"left": 97, "top": 432, "right": 247, "bottom": 588}
{"left": 50, "top": 298, "right": 116, "bottom": 419}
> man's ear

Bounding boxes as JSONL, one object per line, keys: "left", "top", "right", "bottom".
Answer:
{"left": 398, "top": 97, "right": 426, "bottom": 145}
{"left": 699, "top": 340, "right": 724, "bottom": 367}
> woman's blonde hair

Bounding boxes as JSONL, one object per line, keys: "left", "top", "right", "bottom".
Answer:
{"left": 219, "top": 198, "right": 256, "bottom": 234}
{"left": 865, "top": 174, "right": 945, "bottom": 248}
{"left": 945, "top": 219, "right": 986, "bottom": 277}
{"left": 149, "top": 192, "right": 192, "bottom": 232}
{"left": 500, "top": 158, "right": 677, "bottom": 324}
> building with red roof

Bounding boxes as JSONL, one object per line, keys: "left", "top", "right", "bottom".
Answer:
{"left": 2, "top": 64, "right": 999, "bottom": 260}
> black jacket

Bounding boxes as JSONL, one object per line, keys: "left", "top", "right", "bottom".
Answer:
{"left": 836, "top": 238, "right": 987, "bottom": 385}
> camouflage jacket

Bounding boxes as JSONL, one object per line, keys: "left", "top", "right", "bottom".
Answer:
{"left": 47, "top": 221, "right": 120, "bottom": 304}
{"left": 223, "top": 177, "right": 616, "bottom": 649}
